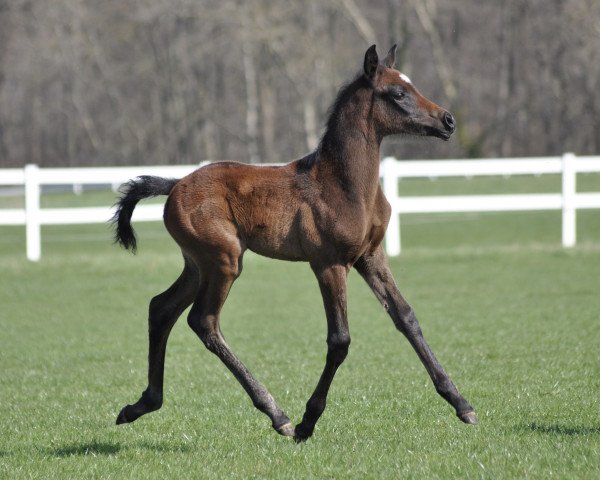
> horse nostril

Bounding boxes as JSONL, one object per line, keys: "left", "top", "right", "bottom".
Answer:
{"left": 443, "top": 111, "right": 456, "bottom": 132}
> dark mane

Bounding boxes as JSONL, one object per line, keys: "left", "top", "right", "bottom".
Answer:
{"left": 298, "top": 73, "right": 370, "bottom": 169}
{"left": 321, "top": 73, "right": 370, "bottom": 145}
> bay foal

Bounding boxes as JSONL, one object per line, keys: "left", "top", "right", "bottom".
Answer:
{"left": 113, "top": 45, "right": 477, "bottom": 441}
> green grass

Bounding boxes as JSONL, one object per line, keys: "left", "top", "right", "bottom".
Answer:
{"left": 1, "top": 184, "right": 599, "bottom": 478}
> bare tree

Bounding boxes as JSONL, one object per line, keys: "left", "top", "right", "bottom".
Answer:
{"left": 0, "top": 0, "right": 598, "bottom": 167}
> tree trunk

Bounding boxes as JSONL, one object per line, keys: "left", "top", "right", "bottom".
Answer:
{"left": 260, "top": 78, "right": 276, "bottom": 162}
{"left": 242, "top": 29, "right": 260, "bottom": 163}
{"left": 409, "top": 0, "right": 457, "bottom": 102}
{"left": 303, "top": 97, "right": 319, "bottom": 152}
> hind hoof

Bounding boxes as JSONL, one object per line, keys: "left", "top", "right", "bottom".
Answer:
{"left": 275, "top": 422, "right": 295, "bottom": 437}
{"left": 458, "top": 411, "right": 479, "bottom": 425}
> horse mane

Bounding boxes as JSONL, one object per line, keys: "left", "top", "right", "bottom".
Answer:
{"left": 298, "top": 73, "right": 370, "bottom": 170}
{"left": 321, "top": 73, "right": 370, "bottom": 144}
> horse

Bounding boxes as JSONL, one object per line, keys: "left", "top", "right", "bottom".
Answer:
{"left": 112, "top": 44, "right": 477, "bottom": 442}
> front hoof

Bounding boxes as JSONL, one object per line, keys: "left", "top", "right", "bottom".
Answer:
{"left": 275, "top": 422, "right": 295, "bottom": 437}
{"left": 116, "top": 406, "right": 130, "bottom": 425}
{"left": 293, "top": 423, "right": 313, "bottom": 443}
{"left": 293, "top": 434, "right": 308, "bottom": 444}
{"left": 458, "top": 410, "right": 479, "bottom": 425}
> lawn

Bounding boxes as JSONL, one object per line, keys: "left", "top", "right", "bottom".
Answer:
{"left": 0, "top": 181, "right": 599, "bottom": 479}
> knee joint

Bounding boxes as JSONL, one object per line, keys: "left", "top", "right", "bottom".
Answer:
{"left": 327, "top": 332, "right": 351, "bottom": 362}
{"left": 394, "top": 309, "right": 422, "bottom": 335}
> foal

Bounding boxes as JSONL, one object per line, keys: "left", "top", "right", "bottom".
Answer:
{"left": 113, "top": 45, "right": 477, "bottom": 441}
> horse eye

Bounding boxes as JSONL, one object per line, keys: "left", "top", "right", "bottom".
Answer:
{"left": 391, "top": 90, "right": 405, "bottom": 100}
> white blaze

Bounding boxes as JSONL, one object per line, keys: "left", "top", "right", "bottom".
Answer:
{"left": 399, "top": 73, "right": 412, "bottom": 84}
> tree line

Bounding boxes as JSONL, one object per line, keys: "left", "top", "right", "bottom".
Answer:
{"left": 0, "top": 0, "right": 598, "bottom": 168}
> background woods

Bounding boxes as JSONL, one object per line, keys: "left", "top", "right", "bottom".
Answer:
{"left": 0, "top": 0, "right": 599, "bottom": 167}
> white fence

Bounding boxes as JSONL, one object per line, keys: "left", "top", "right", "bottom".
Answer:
{"left": 381, "top": 153, "right": 600, "bottom": 255}
{"left": 0, "top": 154, "right": 599, "bottom": 261}
{"left": 0, "top": 163, "right": 207, "bottom": 261}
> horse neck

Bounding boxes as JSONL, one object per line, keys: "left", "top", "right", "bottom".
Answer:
{"left": 316, "top": 92, "right": 382, "bottom": 203}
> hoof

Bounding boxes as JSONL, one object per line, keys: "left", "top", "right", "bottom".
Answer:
{"left": 293, "top": 423, "right": 313, "bottom": 443}
{"left": 275, "top": 422, "right": 295, "bottom": 437}
{"left": 293, "top": 434, "right": 308, "bottom": 444}
{"left": 458, "top": 410, "right": 479, "bottom": 425}
{"left": 115, "top": 406, "right": 130, "bottom": 425}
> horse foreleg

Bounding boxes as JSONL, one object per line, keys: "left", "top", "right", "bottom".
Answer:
{"left": 294, "top": 264, "right": 351, "bottom": 442}
{"left": 354, "top": 246, "right": 477, "bottom": 424}
{"left": 117, "top": 256, "right": 199, "bottom": 424}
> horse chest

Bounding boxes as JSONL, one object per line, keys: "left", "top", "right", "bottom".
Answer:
{"left": 301, "top": 202, "right": 383, "bottom": 264}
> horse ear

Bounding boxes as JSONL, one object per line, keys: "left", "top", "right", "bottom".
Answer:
{"left": 363, "top": 44, "right": 379, "bottom": 79}
{"left": 383, "top": 44, "right": 397, "bottom": 68}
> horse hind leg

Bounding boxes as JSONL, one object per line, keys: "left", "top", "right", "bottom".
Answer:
{"left": 116, "top": 256, "right": 199, "bottom": 425}
{"left": 187, "top": 257, "right": 294, "bottom": 437}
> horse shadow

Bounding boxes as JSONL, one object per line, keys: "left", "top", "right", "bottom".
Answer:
{"left": 48, "top": 440, "right": 193, "bottom": 457}
{"left": 525, "top": 422, "right": 600, "bottom": 436}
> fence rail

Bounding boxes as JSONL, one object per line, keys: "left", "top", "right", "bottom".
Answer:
{"left": 381, "top": 153, "right": 600, "bottom": 255}
{"left": 0, "top": 154, "right": 599, "bottom": 261}
{"left": 1, "top": 163, "right": 207, "bottom": 261}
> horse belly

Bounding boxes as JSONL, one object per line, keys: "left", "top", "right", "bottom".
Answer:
{"left": 234, "top": 197, "right": 306, "bottom": 261}
{"left": 247, "top": 237, "right": 305, "bottom": 261}
{"left": 244, "top": 215, "right": 306, "bottom": 261}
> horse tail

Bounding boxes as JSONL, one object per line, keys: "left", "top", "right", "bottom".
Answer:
{"left": 111, "top": 176, "right": 179, "bottom": 253}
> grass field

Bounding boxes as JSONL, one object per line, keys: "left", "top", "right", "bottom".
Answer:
{"left": 1, "top": 177, "right": 599, "bottom": 479}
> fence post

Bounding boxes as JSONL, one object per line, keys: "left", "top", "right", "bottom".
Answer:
{"left": 561, "top": 152, "right": 576, "bottom": 248}
{"left": 382, "top": 157, "right": 401, "bottom": 256}
{"left": 25, "top": 164, "right": 41, "bottom": 261}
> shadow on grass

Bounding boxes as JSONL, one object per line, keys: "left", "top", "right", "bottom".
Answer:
{"left": 51, "top": 441, "right": 121, "bottom": 457}
{"left": 526, "top": 422, "right": 600, "bottom": 436}
{"left": 48, "top": 440, "right": 193, "bottom": 457}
